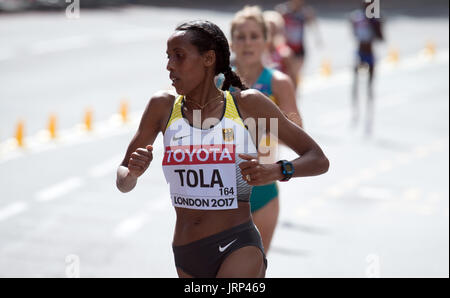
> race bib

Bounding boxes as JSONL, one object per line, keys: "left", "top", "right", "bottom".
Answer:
{"left": 162, "top": 144, "right": 238, "bottom": 210}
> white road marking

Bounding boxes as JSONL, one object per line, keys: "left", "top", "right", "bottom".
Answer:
{"left": 324, "top": 185, "right": 345, "bottom": 198}
{"left": 431, "top": 139, "right": 446, "bottom": 152}
{"left": 0, "top": 50, "right": 447, "bottom": 162}
{"left": 340, "top": 177, "right": 360, "bottom": 190}
{"left": 0, "top": 48, "right": 15, "bottom": 61}
{"left": 30, "top": 35, "right": 92, "bottom": 55}
{"left": 318, "top": 137, "right": 448, "bottom": 202}
{"left": 0, "top": 113, "right": 141, "bottom": 165}
{"left": 113, "top": 198, "right": 168, "bottom": 238}
{"left": 106, "top": 28, "right": 169, "bottom": 44}
{"left": 427, "top": 192, "right": 444, "bottom": 203}
{"left": 314, "top": 93, "right": 410, "bottom": 128}
{"left": 395, "top": 152, "right": 415, "bottom": 165}
{"left": 413, "top": 146, "right": 432, "bottom": 159}
{"left": 402, "top": 188, "right": 422, "bottom": 202}
{"left": 410, "top": 204, "right": 435, "bottom": 216}
{"left": 0, "top": 202, "right": 28, "bottom": 222}
{"left": 1, "top": 26, "right": 169, "bottom": 62}
{"left": 358, "top": 186, "right": 394, "bottom": 201}
{"left": 113, "top": 214, "right": 149, "bottom": 239}
{"left": 375, "top": 160, "right": 394, "bottom": 173}
{"left": 373, "top": 188, "right": 447, "bottom": 216}
{"left": 1, "top": 154, "right": 134, "bottom": 221}
{"left": 295, "top": 207, "right": 312, "bottom": 218}
{"left": 35, "top": 177, "right": 84, "bottom": 202}
{"left": 88, "top": 154, "right": 123, "bottom": 178}
{"left": 359, "top": 168, "right": 377, "bottom": 181}
{"left": 302, "top": 49, "right": 449, "bottom": 97}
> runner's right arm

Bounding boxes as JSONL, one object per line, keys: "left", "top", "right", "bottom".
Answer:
{"left": 116, "top": 92, "right": 172, "bottom": 193}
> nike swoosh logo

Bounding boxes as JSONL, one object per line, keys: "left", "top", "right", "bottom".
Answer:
{"left": 219, "top": 238, "right": 237, "bottom": 253}
{"left": 172, "top": 135, "right": 190, "bottom": 141}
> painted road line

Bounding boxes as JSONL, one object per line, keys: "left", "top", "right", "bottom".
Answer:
{"left": 0, "top": 50, "right": 447, "bottom": 163}
{"left": 113, "top": 198, "right": 168, "bottom": 238}
{"left": 35, "top": 177, "right": 84, "bottom": 202}
{"left": 0, "top": 113, "right": 141, "bottom": 165}
{"left": 302, "top": 49, "right": 449, "bottom": 96}
{"left": 402, "top": 188, "right": 422, "bottom": 202}
{"left": 0, "top": 48, "right": 15, "bottom": 61}
{"left": 313, "top": 93, "right": 419, "bottom": 128}
{"left": 320, "top": 137, "right": 448, "bottom": 201}
{"left": 113, "top": 213, "right": 149, "bottom": 239}
{"left": 2, "top": 27, "right": 169, "bottom": 62}
{"left": 30, "top": 35, "right": 92, "bottom": 55}
{"left": 88, "top": 154, "right": 123, "bottom": 178}
{"left": 106, "top": 28, "right": 170, "bottom": 44}
{"left": 357, "top": 186, "right": 394, "bottom": 201}
{"left": 0, "top": 202, "right": 28, "bottom": 222}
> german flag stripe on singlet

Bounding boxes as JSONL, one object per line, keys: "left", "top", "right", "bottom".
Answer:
{"left": 165, "top": 95, "right": 183, "bottom": 132}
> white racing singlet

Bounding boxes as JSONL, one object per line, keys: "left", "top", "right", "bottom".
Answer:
{"left": 162, "top": 91, "right": 258, "bottom": 210}
{"left": 351, "top": 10, "right": 375, "bottom": 43}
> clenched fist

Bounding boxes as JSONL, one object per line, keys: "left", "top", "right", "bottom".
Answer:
{"left": 238, "top": 153, "right": 283, "bottom": 186}
{"left": 128, "top": 145, "right": 153, "bottom": 178}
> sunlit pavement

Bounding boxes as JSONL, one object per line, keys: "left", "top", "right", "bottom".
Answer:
{"left": 0, "top": 5, "right": 448, "bottom": 277}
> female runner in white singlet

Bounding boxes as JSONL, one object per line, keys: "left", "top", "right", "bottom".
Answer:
{"left": 116, "top": 20, "right": 329, "bottom": 278}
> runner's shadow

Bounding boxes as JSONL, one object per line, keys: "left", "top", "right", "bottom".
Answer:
{"left": 269, "top": 246, "right": 310, "bottom": 257}
{"left": 280, "top": 221, "right": 329, "bottom": 236}
{"left": 368, "top": 137, "right": 411, "bottom": 152}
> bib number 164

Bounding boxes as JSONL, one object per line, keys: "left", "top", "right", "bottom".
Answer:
{"left": 219, "top": 187, "right": 234, "bottom": 196}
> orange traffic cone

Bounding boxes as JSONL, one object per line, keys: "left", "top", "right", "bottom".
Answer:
{"left": 320, "top": 59, "right": 332, "bottom": 77}
{"left": 15, "top": 120, "right": 25, "bottom": 147}
{"left": 120, "top": 100, "right": 129, "bottom": 123}
{"left": 423, "top": 41, "right": 436, "bottom": 58}
{"left": 387, "top": 48, "right": 399, "bottom": 64}
{"left": 84, "top": 108, "right": 93, "bottom": 131}
{"left": 48, "top": 113, "right": 58, "bottom": 139}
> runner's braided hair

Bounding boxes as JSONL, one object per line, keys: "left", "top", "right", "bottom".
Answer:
{"left": 175, "top": 20, "right": 248, "bottom": 91}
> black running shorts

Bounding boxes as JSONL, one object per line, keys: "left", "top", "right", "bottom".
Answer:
{"left": 172, "top": 220, "right": 267, "bottom": 278}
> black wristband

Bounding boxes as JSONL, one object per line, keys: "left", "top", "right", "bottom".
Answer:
{"left": 277, "top": 160, "right": 295, "bottom": 182}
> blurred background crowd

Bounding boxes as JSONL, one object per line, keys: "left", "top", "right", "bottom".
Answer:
{"left": 0, "top": 0, "right": 448, "bottom": 278}
{"left": 1, "top": 0, "right": 448, "bottom": 14}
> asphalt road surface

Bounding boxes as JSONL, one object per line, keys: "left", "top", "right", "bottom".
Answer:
{"left": 0, "top": 5, "right": 448, "bottom": 277}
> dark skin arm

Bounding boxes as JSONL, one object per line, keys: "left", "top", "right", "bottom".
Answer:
{"left": 235, "top": 89, "right": 329, "bottom": 186}
{"left": 116, "top": 91, "right": 174, "bottom": 193}
{"left": 271, "top": 70, "right": 303, "bottom": 128}
{"left": 372, "top": 19, "right": 384, "bottom": 41}
{"left": 117, "top": 88, "right": 328, "bottom": 189}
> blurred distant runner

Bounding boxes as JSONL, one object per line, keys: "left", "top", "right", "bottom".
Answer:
{"left": 262, "top": 10, "right": 295, "bottom": 80}
{"left": 275, "top": 0, "right": 322, "bottom": 89}
{"left": 350, "top": 0, "right": 384, "bottom": 136}
{"left": 227, "top": 6, "right": 303, "bottom": 253}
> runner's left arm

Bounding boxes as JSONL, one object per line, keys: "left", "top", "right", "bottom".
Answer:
{"left": 271, "top": 70, "right": 303, "bottom": 128}
{"left": 238, "top": 90, "right": 329, "bottom": 185}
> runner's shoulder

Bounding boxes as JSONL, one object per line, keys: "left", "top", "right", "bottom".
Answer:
{"left": 144, "top": 90, "right": 177, "bottom": 129}
{"left": 148, "top": 89, "right": 177, "bottom": 108}
{"left": 271, "top": 68, "right": 293, "bottom": 86}
{"left": 239, "top": 88, "right": 265, "bottom": 103}
{"left": 237, "top": 89, "right": 278, "bottom": 118}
